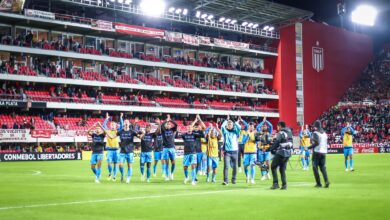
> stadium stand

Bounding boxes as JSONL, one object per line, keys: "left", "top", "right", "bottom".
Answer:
{"left": 317, "top": 49, "right": 390, "bottom": 144}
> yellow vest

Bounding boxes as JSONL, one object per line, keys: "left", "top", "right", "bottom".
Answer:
{"left": 343, "top": 133, "right": 353, "bottom": 147}
{"left": 207, "top": 137, "right": 219, "bottom": 157}
{"left": 244, "top": 132, "right": 257, "bottom": 153}
{"left": 106, "top": 130, "right": 119, "bottom": 148}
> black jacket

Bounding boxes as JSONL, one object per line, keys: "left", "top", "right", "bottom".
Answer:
{"left": 267, "top": 128, "right": 293, "bottom": 157}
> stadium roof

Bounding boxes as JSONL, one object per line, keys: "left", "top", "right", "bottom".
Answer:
{"left": 165, "top": 0, "right": 314, "bottom": 26}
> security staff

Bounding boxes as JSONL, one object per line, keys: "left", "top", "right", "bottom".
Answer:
{"left": 308, "top": 120, "right": 330, "bottom": 188}
{"left": 267, "top": 121, "right": 293, "bottom": 190}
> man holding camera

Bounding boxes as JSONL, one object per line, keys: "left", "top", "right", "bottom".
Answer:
{"left": 267, "top": 121, "right": 293, "bottom": 190}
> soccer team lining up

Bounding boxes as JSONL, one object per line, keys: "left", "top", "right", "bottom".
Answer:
{"left": 88, "top": 112, "right": 356, "bottom": 189}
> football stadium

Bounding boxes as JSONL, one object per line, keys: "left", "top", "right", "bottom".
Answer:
{"left": 0, "top": 0, "right": 389, "bottom": 219}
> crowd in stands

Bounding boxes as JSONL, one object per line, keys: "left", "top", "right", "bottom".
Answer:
{"left": 0, "top": 34, "right": 273, "bottom": 75}
{"left": 318, "top": 49, "right": 390, "bottom": 144}
{"left": 0, "top": 81, "right": 276, "bottom": 113}
{"left": 342, "top": 49, "right": 390, "bottom": 103}
{"left": 0, "top": 55, "right": 277, "bottom": 95}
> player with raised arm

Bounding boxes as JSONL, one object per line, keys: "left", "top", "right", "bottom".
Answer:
{"left": 102, "top": 113, "right": 121, "bottom": 181}
{"left": 299, "top": 124, "right": 312, "bottom": 171}
{"left": 206, "top": 122, "right": 222, "bottom": 183}
{"left": 117, "top": 113, "right": 139, "bottom": 183}
{"left": 194, "top": 115, "right": 207, "bottom": 177}
{"left": 87, "top": 122, "right": 107, "bottom": 183}
{"left": 341, "top": 122, "right": 357, "bottom": 171}
{"left": 161, "top": 114, "right": 178, "bottom": 181}
{"left": 179, "top": 115, "right": 204, "bottom": 185}
{"left": 138, "top": 123, "right": 155, "bottom": 183}
{"left": 153, "top": 118, "right": 164, "bottom": 177}
{"left": 240, "top": 117, "right": 257, "bottom": 184}
{"left": 256, "top": 117, "right": 273, "bottom": 180}
{"left": 221, "top": 115, "right": 241, "bottom": 185}
{"left": 238, "top": 120, "right": 249, "bottom": 173}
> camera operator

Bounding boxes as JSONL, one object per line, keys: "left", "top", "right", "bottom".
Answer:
{"left": 308, "top": 120, "right": 330, "bottom": 188}
{"left": 267, "top": 121, "right": 293, "bottom": 190}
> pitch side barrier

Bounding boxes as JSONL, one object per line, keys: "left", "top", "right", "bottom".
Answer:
{"left": 292, "top": 143, "right": 390, "bottom": 155}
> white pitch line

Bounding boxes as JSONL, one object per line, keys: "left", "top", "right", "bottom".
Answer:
{"left": 0, "top": 188, "right": 249, "bottom": 211}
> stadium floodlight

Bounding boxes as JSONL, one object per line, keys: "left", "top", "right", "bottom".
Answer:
{"left": 110, "top": 0, "right": 115, "bottom": 2}
{"left": 252, "top": 24, "right": 259, "bottom": 28}
{"left": 225, "top": 18, "right": 231, "bottom": 23}
{"left": 182, "top": 9, "right": 188, "bottom": 15}
{"left": 230, "top": 19, "right": 237, "bottom": 24}
{"left": 168, "top": 7, "right": 175, "bottom": 13}
{"left": 196, "top": 11, "right": 201, "bottom": 18}
{"left": 140, "top": 0, "right": 166, "bottom": 17}
{"left": 118, "top": 0, "right": 123, "bottom": 3}
{"left": 207, "top": 14, "right": 214, "bottom": 20}
{"left": 351, "top": 5, "right": 378, "bottom": 26}
{"left": 219, "top": 17, "right": 226, "bottom": 22}
{"left": 268, "top": 26, "right": 275, "bottom": 31}
{"left": 247, "top": 23, "right": 254, "bottom": 27}
{"left": 201, "top": 13, "right": 208, "bottom": 19}
{"left": 175, "top": 8, "right": 182, "bottom": 14}
{"left": 125, "top": 0, "right": 132, "bottom": 4}
{"left": 242, "top": 21, "right": 248, "bottom": 26}
{"left": 263, "top": 25, "right": 269, "bottom": 30}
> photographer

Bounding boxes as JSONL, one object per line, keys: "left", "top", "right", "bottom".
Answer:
{"left": 308, "top": 120, "right": 330, "bottom": 188}
{"left": 267, "top": 121, "right": 293, "bottom": 190}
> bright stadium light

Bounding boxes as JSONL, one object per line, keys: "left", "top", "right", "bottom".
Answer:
{"left": 118, "top": 0, "right": 123, "bottom": 3}
{"left": 268, "top": 26, "right": 275, "bottom": 31}
{"left": 175, "top": 8, "right": 182, "bottom": 14}
{"left": 110, "top": 0, "right": 115, "bottom": 2}
{"left": 168, "top": 7, "right": 175, "bottom": 13}
{"left": 247, "top": 23, "right": 253, "bottom": 27}
{"left": 252, "top": 24, "right": 259, "bottom": 28}
{"left": 140, "top": 0, "right": 166, "bottom": 17}
{"left": 219, "top": 17, "right": 225, "bottom": 22}
{"left": 351, "top": 5, "right": 378, "bottom": 26}
{"left": 207, "top": 14, "right": 214, "bottom": 20}
{"left": 263, "top": 25, "right": 269, "bottom": 30}
{"left": 201, "top": 13, "right": 208, "bottom": 19}
{"left": 230, "top": 19, "right": 237, "bottom": 24}
{"left": 182, "top": 9, "right": 188, "bottom": 15}
{"left": 196, "top": 11, "right": 201, "bottom": 18}
{"left": 125, "top": 0, "right": 132, "bottom": 4}
{"left": 225, "top": 18, "right": 231, "bottom": 23}
{"left": 242, "top": 21, "right": 248, "bottom": 26}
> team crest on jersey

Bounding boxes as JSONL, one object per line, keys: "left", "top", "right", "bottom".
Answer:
{"left": 312, "top": 41, "right": 324, "bottom": 72}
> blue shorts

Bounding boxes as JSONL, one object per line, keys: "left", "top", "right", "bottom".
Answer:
{"left": 140, "top": 152, "right": 153, "bottom": 164}
{"left": 300, "top": 146, "right": 311, "bottom": 157}
{"left": 207, "top": 157, "right": 219, "bottom": 169}
{"left": 196, "top": 152, "right": 205, "bottom": 164}
{"left": 154, "top": 151, "right": 162, "bottom": 161}
{"left": 257, "top": 150, "right": 270, "bottom": 162}
{"left": 118, "top": 153, "right": 134, "bottom": 164}
{"left": 183, "top": 154, "right": 197, "bottom": 167}
{"left": 162, "top": 148, "right": 176, "bottom": 160}
{"left": 106, "top": 149, "right": 119, "bottom": 163}
{"left": 90, "top": 153, "right": 103, "bottom": 165}
{"left": 344, "top": 147, "right": 353, "bottom": 157}
{"left": 243, "top": 153, "right": 257, "bottom": 166}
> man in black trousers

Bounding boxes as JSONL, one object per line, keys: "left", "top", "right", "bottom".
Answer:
{"left": 308, "top": 120, "right": 330, "bottom": 188}
{"left": 267, "top": 121, "right": 293, "bottom": 190}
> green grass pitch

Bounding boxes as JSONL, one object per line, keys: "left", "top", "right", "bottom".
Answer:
{"left": 0, "top": 154, "right": 389, "bottom": 220}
